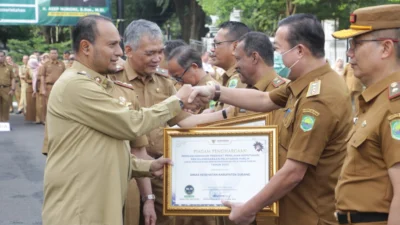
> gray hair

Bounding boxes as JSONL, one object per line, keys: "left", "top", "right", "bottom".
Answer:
{"left": 124, "top": 19, "right": 163, "bottom": 50}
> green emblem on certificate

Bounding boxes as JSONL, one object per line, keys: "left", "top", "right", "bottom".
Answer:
{"left": 390, "top": 119, "right": 400, "bottom": 140}
{"left": 228, "top": 79, "right": 238, "bottom": 88}
{"left": 300, "top": 115, "right": 315, "bottom": 132}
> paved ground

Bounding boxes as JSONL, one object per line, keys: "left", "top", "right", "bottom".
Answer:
{"left": 0, "top": 113, "right": 45, "bottom": 225}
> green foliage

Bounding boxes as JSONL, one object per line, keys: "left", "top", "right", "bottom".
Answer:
{"left": 7, "top": 37, "right": 71, "bottom": 65}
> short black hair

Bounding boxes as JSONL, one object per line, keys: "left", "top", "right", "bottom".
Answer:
{"left": 72, "top": 15, "right": 112, "bottom": 52}
{"left": 64, "top": 50, "right": 70, "bottom": 54}
{"left": 238, "top": 32, "right": 274, "bottom": 66}
{"left": 0, "top": 51, "right": 5, "bottom": 56}
{"left": 164, "top": 40, "right": 187, "bottom": 58}
{"left": 278, "top": 14, "right": 325, "bottom": 58}
{"left": 50, "top": 48, "right": 58, "bottom": 52}
{"left": 219, "top": 21, "right": 251, "bottom": 40}
{"left": 168, "top": 46, "right": 203, "bottom": 69}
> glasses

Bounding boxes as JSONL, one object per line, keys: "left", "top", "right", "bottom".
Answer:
{"left": 212, "top": 40, "right": 236, "bottom": 49}
{"left": 348, "top": 38, "right": 399, "bottom": 52}
{"left": 173, "top": 66, "right": 190, "bottom": 83}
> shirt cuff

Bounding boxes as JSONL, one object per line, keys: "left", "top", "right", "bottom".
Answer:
{"left": 130, "top": 155, "right": 153, "bottom": 178}
{"left": 130, "top": 135, "right": 149, "bottom": 148}
{"left": 165, "top": 95, "right": 182, "bottom": 118}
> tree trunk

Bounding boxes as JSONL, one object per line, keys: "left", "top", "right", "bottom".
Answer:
{"left": 286, "top": 0, "right": 296, "bottom": 16}
{"left": 173, "top": 0, "right": 206, "bottom": 42}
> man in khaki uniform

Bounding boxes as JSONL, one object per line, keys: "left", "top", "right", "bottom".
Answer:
{"left": 19, "top": 55, "right": 29, "bottom": 114}
{"left": 233, "top": 32, "right": 286, "bottom": 121}
{"left": 167, "top": 45, "right": 220, "bottom": 113}
{"left": 332, "top": 5, "right": 400, "bottom": 225}
{"left": 39, "top": 48, "right": 65, "bottom": 122}
{"left": 342, "top": 63, "right": 364, "bottom": 113}
{"left": 190, "top": 14, "right": 352, "bottom": 225}
{"left": 116, "top": 19, "right": 230, "bottom": 225}
{"left": 0, "top": 52, "right": 16, "bottom": 122}
{"left": 42, "top": 15, "right": 207, "bottom": 225}
{"left": 211, "top": 21, "right": 250, "bottom": 117}
{"left": 6, "top": 56, "right": 19, "bottom": 113}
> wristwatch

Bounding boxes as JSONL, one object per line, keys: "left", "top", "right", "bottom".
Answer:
{"left": 142, "top": 194, "right": 156, "bottom": 202}
{"left": 178, "top": 99, "right": 184, "bottom": 109}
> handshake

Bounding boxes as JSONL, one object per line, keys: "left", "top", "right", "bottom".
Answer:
{"left": 174, "top": 84, "right": 217, "bottom": 111}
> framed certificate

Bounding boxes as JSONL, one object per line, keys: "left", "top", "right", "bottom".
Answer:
{"left": 198, "top": 113, "right": 270, "bottom": 127}
{"left": 163, "top": 126, "right": 279, "bottom": 216}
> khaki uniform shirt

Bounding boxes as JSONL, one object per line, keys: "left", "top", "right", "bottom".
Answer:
{"left": 39, "top": 60, "right": 66, "bottom": 84}
{"left": 42, "top": 61, "right": 183, "bottom": 225}
{"left": 214, "top": 66, "right": 247, "bottom": 117}
{"left": 269, "top": 64, "right": 352, "bottom": 225}
{"left": 236, "top": 71, "right": 287, "bottom": 118}
{"left": 0, "top": 62, "right": 14, "bottom": 86}
{"left": 111, "top": 61, "right": 190, "bottom": 158}
{"left": 336, "top": 72, "right": 400, "bottom": 213}
{"left": 343, "top": 63, "right": 364, "bottom": 93}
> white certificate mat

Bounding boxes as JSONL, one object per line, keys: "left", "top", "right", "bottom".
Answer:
{"left": 163, "top": 127, "right": 278, "bottom": 216}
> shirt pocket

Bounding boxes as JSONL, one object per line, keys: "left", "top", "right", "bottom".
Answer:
{"left": 349, "top": 131, "right": 372, "bottom": 176}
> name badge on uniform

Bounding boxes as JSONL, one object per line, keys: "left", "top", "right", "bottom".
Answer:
{"left": 306, "top": 80, "right": 321, "bottom": 97}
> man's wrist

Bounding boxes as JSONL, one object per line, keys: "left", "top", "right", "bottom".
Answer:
{"left": 142, "top": 194, "right": 156, "bottom": 202}
{"left": 213, "top": 85, "right": 220, "bottom": 101}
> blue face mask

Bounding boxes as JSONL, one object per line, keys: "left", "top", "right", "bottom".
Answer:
{"left": 273, "top": 45, "right": 301, "bottom": 78}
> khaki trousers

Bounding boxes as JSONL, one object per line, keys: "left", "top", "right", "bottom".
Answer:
{"left": 42, "top": 84, "right": 54, "bottom": 123}
{"left": 19, "top": 80, "right": 26, "bottom": 112}
{"left": 124, "top": 179, "right": 141, "bottom": 225}
{"left": 0, "top": 87, "right": 10, "bottom": 122}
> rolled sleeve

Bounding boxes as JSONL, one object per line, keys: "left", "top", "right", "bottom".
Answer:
{"left": 130, "top": 154, "right": 153, "bottom": 178}
{"left": 269, "top": 84, "right": 290, "bottom": 107}
{"left": 287, "top": 101, "right": 336, "bottom": 166}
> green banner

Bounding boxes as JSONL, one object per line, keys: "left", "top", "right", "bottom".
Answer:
{"left": 0, "top": 0, "right": 111, "bottom": 25}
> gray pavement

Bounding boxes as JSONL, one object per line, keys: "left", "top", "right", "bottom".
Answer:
{"left": 0, "top": 113, "right": 45, "bottom": 225}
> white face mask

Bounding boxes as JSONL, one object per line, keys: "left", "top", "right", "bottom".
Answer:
{"left": 274, "top": 45, "right": 301, "bottom": 78}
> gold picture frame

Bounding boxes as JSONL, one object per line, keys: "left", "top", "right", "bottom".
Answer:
{"left": 163, "top": 126, "right": 279, "bottom": 216}
{"left": 198, "top": 113, "right": 270, "bottom": 127}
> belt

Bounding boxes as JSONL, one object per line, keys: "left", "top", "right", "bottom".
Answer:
{"left": 46, "top": 83, "right": 54, "bottom": 85}
{"left": 0, "top": 84, "right": 10, "bottom": 88}
{"left": 335, "top": 212, "right": 388, "bottom": 224}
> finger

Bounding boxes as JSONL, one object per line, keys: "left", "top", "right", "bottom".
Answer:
{"left": 145, "top": 215, "right": 150, "bottom": 225}
{"left": 222, "top": 200, "right": 233, "bottom": 208}
{"left": 152, "top": 170, "right": 163, "bottom": 177}
{"left": 188, "top": 89, "right": 198, "bottom": 103}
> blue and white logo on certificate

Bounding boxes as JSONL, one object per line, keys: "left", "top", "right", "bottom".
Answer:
{"left": 185, "top": 185, "right": 194, "bottom": 195}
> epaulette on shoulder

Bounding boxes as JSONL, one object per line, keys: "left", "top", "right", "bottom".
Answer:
{"left": 272, "top": 77, "right": 286, "bottom": 88}
{"left": 389, "top": 81, "right": 400, "bottom": 100}
{"left": 155, "top": 67, "right": 169, "bottom": 78}
{"left": 114, "top": 80, "right": 134, "bottom": 90}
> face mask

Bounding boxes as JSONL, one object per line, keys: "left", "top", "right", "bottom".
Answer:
{"left": 273, "top": 45, "right": 300, "bottom": 78}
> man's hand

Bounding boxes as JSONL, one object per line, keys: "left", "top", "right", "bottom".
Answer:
{"left": 8, "top": 89, "right": 15, "bottom": 95}
{"left": 143, "top": 200, "right": 157, "bottom": 225}
{"left": 175, "top": 84, "right": 208, "bottom": 111}
{"left": 188, "top": 85, "right": 215, "bottom": 104}
{"left": 222, "top": 200, "right": 256, "bottom": 225}
{"left": 32, "top": 91, "right": 36, "bottom": 97}
{"left": 150, "top": 157, "right": 173, "bottom": 177}
{"left": 41, "top": 89, "right": 47, "bottom": 96}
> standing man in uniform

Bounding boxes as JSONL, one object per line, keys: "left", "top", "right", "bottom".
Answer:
{"left": 115, "top": 19, "right": 231, "bottom": 225}
{"left": 19, "top": 55, "right": 29, "bottom": 114}
{"left": 233, "top": 31, "right": 286, "bottom": 120}
{"left": 332, "top": 4, "right": 400, "bottom": 225}
{"left": 167, "top": 45, "right": 219, "bottom": 113}
{"left": 0, "top": 52, "right": 16, "bottom": 122}
{"left": 43, "top": 15, "right": 204, "bottom": 225}
{"left": 6, "top": 56, "right": 19, "bottom": 113}
{"left": 39, "top": 48, "right": 66, "bottom": 123}
{"left": 211, "top": 21, "right": 250, "bottom": 117}
{"left": 189, "top": 14, "right": 353, "bottom": 225}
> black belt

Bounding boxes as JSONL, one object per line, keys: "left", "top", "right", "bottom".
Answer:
{"left": 46, "top": 83, "right": 54, "bottom": 85}
{"left": 335, "top": 212, "right": 388, "bottom": 224}
{"left": 0, "top": 85, "right": 10, "bottom": 88}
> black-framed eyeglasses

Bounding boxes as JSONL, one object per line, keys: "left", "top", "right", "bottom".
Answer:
{"left": 348, "top": 38, "right": 399, "bottom": 52}
{"left": 173, "top": 66, "right": 190, "bottom": 83}
{"left": 212, "top": 40, "right": 236, "bottom": 49}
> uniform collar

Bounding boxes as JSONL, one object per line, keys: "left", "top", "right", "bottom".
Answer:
{"left": 124, "top": 61, "right": 154, "bottom": 82}
{"left": 362, "top": 71, "right": 400, "bottom": 103}
{"left": 251, "top": 70, "right": 278, "bottom": 91}
{"left": 51, "top": 60, "right": 59, "bottom": 65}
{"left": 224, "top": 66, "right": 238, "bottom": 78}
{"left": 288, "top": 63, "right": 332, "bottom": 97}
{"left": 198, "top": 73, "right": 212, "bottom": 85}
